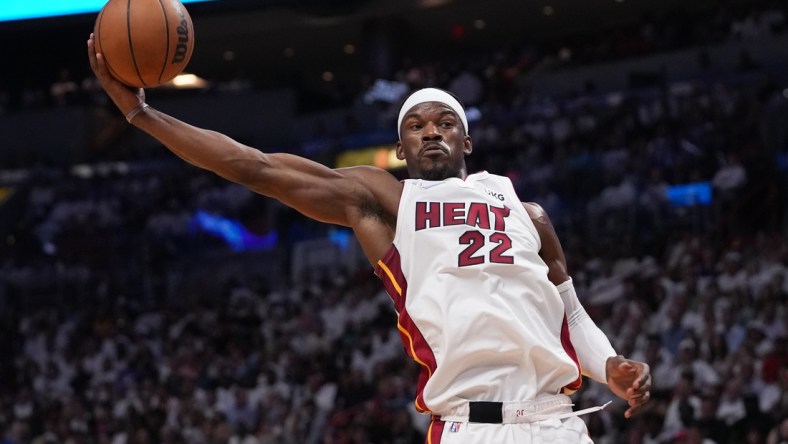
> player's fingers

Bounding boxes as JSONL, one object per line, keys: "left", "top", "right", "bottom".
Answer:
{"left": 627, "top": 377, "right": 652, "bottom": 399}
{"left": 87, "top": 34, "right": 98, "bottom": 71}
{"left": 635, "top": 372, "right": 652, "bottom": 392}
{"left": 630, "top": 363, "right": 650, "bottom": 388}
{"left": 624, "top": 392, "right": 650, "bottom": 418}
{"left": 87, "top": 34, "right": 112, "bottom": 79}
{"left": 95, "top": 53, "right": 108, "bottom": 76}
{"left": 633, "top": 391, "right": 650, "bottom": 407}
{"left": 88, "top": 37, "right": 111, "bottom": 80}
{"left": 628, "top": 389, "right": 651, "bottom": 401}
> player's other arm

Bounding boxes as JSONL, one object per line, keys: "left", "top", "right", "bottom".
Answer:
{"left": 524, "top": 202, "right": 651, "bottom": 417}
{"left": 523, "top": 202, "right": 615, "bottom": 380}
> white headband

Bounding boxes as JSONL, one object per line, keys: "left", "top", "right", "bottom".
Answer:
{"left": 397, "top": 88, "right": 468, "bottom": 138}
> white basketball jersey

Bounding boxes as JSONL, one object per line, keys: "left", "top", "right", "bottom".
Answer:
{"left": 375, "top": 171, "right": 582, "bottom": 416}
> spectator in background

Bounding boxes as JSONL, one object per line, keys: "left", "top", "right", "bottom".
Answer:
{"left": 716, "top": 379, "right": 748, "bottom": 436}
{"left": 447, "top": 63, "right": 485, "bottom": 107}
{"left": 661, "top": 373, "right": 701, "bottom": 441}
{"left": 50, "top": 68, "right": 79, "bottom": 107}
{"left": 717, "top": 302, "right": 748, "bottom": 354}
{"left": 712, "top": 153, "right": 747, "bottom": 195}
{"left": 671, "top": 338, "right": 721, "bottom": 389}
{"left": 694, "top": 393, "right": 728, "bottom": 444}
{"left": 767, "top": 416, "right": 788, "bottom": 444}
{"left": 760, "top": 367, "right": 788, "bottom": 421}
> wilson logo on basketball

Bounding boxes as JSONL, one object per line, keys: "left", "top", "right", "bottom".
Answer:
{"left": 93, "top": 0, "right": 195, "bottom": 88}
{"left": 172, "top": 10, "right": 190, "bottom": 64}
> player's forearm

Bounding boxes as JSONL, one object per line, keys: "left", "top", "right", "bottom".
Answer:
{"left": 130, "top": 105, "right": 263, "bottom": 183}
{"left": 557, "top": 279, "right": 617, "bottom": 383}
{"left": 569, "top": 311, "right": 618, "bottom": 383}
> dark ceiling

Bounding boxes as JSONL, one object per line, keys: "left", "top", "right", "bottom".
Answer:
{"left": 184, "top": 0, "right": 711, "bottom": 86}
{"left": 0, "top": 0, "right": 718, "bottom": 90}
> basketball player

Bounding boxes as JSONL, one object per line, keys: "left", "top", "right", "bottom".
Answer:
{"left": 88, "top": 34, "right": 651, "bottom": 443}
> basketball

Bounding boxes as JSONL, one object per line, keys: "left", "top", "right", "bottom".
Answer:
{"left": 93, "top": 0, "right": 195, "bottom": 88}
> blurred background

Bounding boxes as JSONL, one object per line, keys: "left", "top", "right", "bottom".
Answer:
{"left": 0, "top": 0, "right": 787, "bottom": 443}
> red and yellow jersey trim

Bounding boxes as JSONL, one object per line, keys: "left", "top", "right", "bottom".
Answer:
{"left": 375, "top": 245, "right": 438, "bottom": 414}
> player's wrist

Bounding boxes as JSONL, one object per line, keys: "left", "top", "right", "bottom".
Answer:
{"left": 604, "top": 355, "right": 625, "bottom": 381}
{"left": 125, "top": 102, "right": 150, "bottom": 123}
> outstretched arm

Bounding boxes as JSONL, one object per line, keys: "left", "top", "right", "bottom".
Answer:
{"left": 87, "top": 34, "right": 401, "bottom": 231}
{"left": 524, "top": 202, "right": 652, "bottom": 418}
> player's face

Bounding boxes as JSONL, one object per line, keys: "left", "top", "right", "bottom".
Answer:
{"left": 396, "top": 102, "right": 472, "bottom": 180}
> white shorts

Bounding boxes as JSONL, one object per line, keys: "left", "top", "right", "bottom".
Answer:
{"left": 427, "top": 415, "right": 595, "bottom": 444}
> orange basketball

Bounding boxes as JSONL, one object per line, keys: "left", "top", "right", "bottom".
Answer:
{"left": 94, "top": 0, "right": 195, "bottom": 88}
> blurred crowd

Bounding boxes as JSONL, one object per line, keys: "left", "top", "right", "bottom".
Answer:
{"left": 1, "top": 1, "right": 788, "bottom": 444}
{"left": 1, "top": 1, "right": 787, "bottom": 115}
{"left": 1, "top": 231, "right": 787, "bottom": 444}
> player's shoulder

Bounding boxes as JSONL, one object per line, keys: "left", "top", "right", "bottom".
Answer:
{"left": 337, "top": 165, "right": 404, "bottom": 203}
{"left": 338, "top": 165, "right": 401, "bottom": 184}
{"left": 522, "top": 201, "right": 546, "bottom": 217}
{"left": 522, "top": 202, "right": 556, "bottom": 227}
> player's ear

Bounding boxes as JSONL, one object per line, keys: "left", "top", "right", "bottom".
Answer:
{"left": 463, "top": 135, "right": 473, "bottom": 156}
{"left": 396, "top": 141, "right": 405, "bottom": 160}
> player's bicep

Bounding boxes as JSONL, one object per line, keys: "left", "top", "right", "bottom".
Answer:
{"left": 271, "top": 166, "right": 373, "bottom": 226}
{"left": 238, "top": 152, "right": 385, "bottom": 226}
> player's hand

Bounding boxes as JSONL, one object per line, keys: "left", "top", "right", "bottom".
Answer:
{"left": 87, "top": 33, "right": 146, "bottom": 116}
{"left": 605, "top": 355, "right": 651, "bottom": 418}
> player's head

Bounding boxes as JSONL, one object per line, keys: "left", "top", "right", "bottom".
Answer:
{"left": 396, "top": 88, "right": 472, "bottom": 181}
